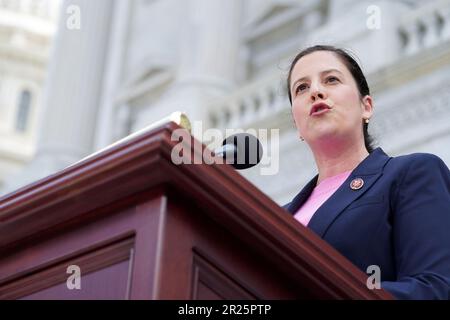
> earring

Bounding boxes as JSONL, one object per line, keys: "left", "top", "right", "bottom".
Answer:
{"left": 364, "top": 118, "right": 370, "bottom": 124}
{"left": 300, "top": 136, "right": 305, "bottom": 141}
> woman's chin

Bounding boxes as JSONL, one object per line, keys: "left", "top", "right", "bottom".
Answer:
{"left": 311, "top": 127, "right": 338, "bottom": 141}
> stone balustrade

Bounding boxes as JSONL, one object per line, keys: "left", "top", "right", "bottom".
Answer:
{"left": 207, "top": 73, "right": 290, "bottom": 130}
{"left": 399, "top": 0, "right": 450, "bottom": 55}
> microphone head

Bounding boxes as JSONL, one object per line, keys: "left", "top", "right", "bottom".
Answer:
{"left": 221, "top": 133, "right": 263, "bottom": 170}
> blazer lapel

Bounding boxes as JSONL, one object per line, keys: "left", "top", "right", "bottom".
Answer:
{"left": 288, "top": 148, "right": 391, "bottom": 238}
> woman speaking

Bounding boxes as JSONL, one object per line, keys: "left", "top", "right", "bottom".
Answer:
{"left": 284, "top": 45, "right": 450, "bottom": 300}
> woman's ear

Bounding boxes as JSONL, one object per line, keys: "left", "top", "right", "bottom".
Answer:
{"left": 361, "top": 95, "right": 374, "bottom": 119}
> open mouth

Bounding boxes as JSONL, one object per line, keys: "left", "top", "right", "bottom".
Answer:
{"left": 310, "top": 103, "right": 331, "bottom": 116}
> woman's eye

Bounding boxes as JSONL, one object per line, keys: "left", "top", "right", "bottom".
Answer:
{"left": 296, "top": 84, "right": 308, "bottom": 93}
{"left": 326, "top": 76, "right": 339, "bottom": 83}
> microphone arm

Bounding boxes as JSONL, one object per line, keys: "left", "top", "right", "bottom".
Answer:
{"left": 213, "top": 144, "right": 237, "bottom": 159}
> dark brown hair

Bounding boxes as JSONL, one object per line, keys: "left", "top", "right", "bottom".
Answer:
{"left": 287, "top": 45, "right": 376, "bottom": 153}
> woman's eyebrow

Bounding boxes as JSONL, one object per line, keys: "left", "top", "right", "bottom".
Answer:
{"left": 322, "top": 68, "right": 343, "bottom": 76}
{"left": 291, "top": 68, "right": 344, "bottom": 92}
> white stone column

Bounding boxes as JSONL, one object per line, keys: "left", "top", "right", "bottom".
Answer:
{"left": 133, "top": 0, "right": 243, "bottom": 133}
{"left": 365, "top": 0, "right": 410, "bottom": 70}
{"left": 93, "top": 0, "right": 132, "bottom": 149}
{"left": 4, "top": 0, "right": 113, "bottom": 192}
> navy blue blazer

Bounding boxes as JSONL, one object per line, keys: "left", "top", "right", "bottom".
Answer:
{"left": 284, "top": 147, "right": 450, "bottom": 300}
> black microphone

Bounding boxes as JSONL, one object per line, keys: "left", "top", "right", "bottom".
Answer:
{"left": 214, "top": 133, "right": 263, "bottom": 170}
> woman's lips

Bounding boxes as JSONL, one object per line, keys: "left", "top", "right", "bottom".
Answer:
{"left": 310, "top": 108, "right": 331, "bottom": 116}
{"left": 310, "top": 102, "right": 332, "bottom": 116}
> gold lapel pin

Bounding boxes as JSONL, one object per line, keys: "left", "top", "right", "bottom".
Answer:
{"left": 350, "top": 178, "right": 364, "bottom": 190}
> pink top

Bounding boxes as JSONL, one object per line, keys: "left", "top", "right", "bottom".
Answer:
{"left": 294, "top": 170, "right": 352, "bottom": 226}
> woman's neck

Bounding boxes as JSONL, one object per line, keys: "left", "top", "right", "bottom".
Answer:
{"left": 310, "top": 142, "right": 369, "bottom": 185}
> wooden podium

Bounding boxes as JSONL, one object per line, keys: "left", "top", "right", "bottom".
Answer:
{"left": 0, "top": 117, "right": 392, "bottom": 300}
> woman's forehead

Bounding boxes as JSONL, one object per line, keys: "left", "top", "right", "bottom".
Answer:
{"left": 292, "top": 51, "right": 348, "bottom": 77}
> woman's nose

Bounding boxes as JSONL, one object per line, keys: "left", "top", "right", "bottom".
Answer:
{"left": 310, "top": 83, "right": 326, "bottom": 101}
